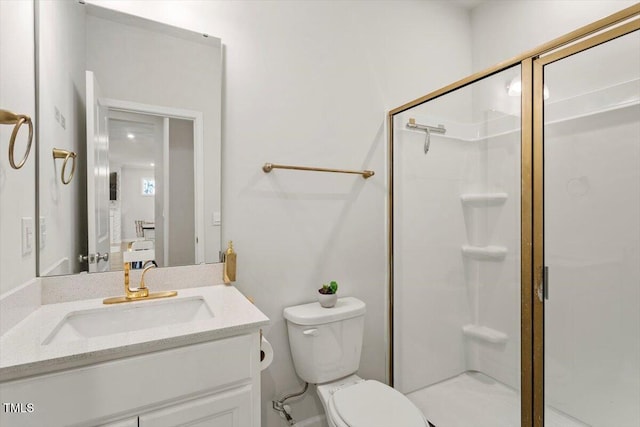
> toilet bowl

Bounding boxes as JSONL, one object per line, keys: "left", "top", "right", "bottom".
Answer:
{"left": 284, "top": 297, "right": 428, "bottom": 427}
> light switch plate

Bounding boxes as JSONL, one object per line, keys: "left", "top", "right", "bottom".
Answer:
{"left": 22, "top": 217, "right": 34, "bottom": 255}
{"left": 212, "top": 211, "right": 221, "bottom": 226}
{"left": 39, "top": 216, "right": 46, "bottom": 249}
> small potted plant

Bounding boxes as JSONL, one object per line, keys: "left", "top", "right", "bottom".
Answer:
{"left": 318, "top": 280, "right": 339, "bottom": 308}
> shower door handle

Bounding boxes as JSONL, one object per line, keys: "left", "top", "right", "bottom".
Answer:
{"left": 543, "top": 266, "right": 549, "bottom": 300}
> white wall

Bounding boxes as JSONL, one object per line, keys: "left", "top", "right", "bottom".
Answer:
{"left": 87, "top": 1, "right": 473, "bottom": 424}
{"left": 36, "top": 0, "right": 87, "bottom": 277}
{"left": 0, "top": 0, "right": 36, "bottom": 294}
{"left": 470, "top": 0, "right": 637, "bottom": 73}
{"left": 168, "top": 118, "right": 195, "bottom": 266}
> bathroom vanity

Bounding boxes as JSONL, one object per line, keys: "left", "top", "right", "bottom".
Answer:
{"left": 0, "top": 284, "right": 268, "bottom": 427}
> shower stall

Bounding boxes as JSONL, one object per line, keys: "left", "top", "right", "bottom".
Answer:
{"left": 388, "top": 6, "right": 639, "bottom": 427}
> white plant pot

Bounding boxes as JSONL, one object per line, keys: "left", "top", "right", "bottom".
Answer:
{"left": 318, "top": 293, "right": 337, "bottom": 308}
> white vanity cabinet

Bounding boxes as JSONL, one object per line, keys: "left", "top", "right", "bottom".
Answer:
{"left": 0, "top": 332, "right": 262, "bottom": 427}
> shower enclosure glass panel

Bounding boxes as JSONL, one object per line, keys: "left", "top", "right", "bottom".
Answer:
{"left": 543, "top": 30, "right": 640, "bottom": 427}
{"left": 393, "top": 65, "right": 522, "bottom": 426}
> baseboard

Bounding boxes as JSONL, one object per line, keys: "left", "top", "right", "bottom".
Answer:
{"left": 294, "top": 414, "right": 328, "bottom": 427}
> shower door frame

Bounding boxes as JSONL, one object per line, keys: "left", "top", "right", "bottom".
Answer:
{"left": 532, "top": 18, "right": 640, "bottom": 426}
{"left": 387, "top": 4, "right": 640, "bottom": 427}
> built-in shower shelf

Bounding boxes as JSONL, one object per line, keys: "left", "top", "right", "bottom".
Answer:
{"left": 463, "top": 324, "right": 508, "bottom": 344}
{"left": 462, "top": 245, "right": 507, "bottom": 261}
{"left": 460, "top": 193, "right": 508, "bottom": 207}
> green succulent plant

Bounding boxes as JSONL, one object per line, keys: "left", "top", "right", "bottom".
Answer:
{"left": 318, "top": 280, "right": 338, "bottom": 295}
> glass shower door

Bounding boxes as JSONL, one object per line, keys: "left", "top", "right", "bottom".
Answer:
{"left": 393, "top": 65, "right": 523, "bottom": 426}
{"left": 542, "top": 30, "right": 640, "bottom": 427}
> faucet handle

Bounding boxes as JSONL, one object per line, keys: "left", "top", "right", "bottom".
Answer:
{"left": 139, "top": 262, "right": 157, "bottom": 288}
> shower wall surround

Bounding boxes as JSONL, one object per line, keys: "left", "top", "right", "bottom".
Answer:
{"left": 542, "top": 31, "right": 640, "bottom": 426}
{"left": 545, "top": 103, "right": 640, "bottom": 426}
{"left": 393, "top": 65, "right": 522, "bottom": 395}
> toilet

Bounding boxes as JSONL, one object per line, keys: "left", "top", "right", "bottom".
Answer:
{"left": 284, "top": 297, "right": 428, "bottom": 427}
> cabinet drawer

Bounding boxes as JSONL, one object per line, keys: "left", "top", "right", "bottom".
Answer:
{"left": 139, "top": 385, "right": 252, "bottom": 427}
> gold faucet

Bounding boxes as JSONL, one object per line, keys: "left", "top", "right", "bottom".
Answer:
{"left": 103, "top": 261, "right": 177, "bottom": 304}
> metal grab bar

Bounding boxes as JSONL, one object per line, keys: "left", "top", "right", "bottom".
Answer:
{"left": 52, "top": 148, "right": 77, "bottom": 185}
{"left": 0, "top": 109, "right": 34, "bottom": 169}
{"left": 262, "top": 163, "right": 374, "bottom": 179}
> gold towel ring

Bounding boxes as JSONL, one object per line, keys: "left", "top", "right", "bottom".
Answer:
{"left": 52, "top": 148, "right": 77, "bottom": 185}
{"left": 0, "top": 109, "right": 34, "bottom": 170}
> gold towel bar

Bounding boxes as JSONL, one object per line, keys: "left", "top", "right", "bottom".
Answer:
{"left": 52, "top": 148, "right": 77, "bottom": 185}
{"left": 263, "top": 163, "right": 374, "bottom": 179}
{"left": 0, "top": 109, "right": 33, "bottom": 170}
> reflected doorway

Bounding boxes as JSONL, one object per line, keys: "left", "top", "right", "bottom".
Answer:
{"left": 107, "top": 109, "right": 196, "bottom": 271}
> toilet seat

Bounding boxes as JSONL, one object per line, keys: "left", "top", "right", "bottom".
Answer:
{"left": 327, "top": 380, "right": 427, "bottom": 427}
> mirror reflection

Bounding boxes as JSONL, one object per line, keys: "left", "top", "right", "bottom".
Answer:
{"left": 105, "top": 110, "right": 198, "bottom": 272}
{"left": 36, "top": 1, "right": 222, "bottom": 276}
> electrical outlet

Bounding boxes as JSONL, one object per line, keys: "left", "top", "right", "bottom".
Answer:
{"left": 39, "top": 216, "right": 46, "bottom": 249}
{"left": 22, "top": 217, "right": 34, "bottom": 255}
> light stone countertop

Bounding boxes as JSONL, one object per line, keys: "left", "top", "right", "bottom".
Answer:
{"left": 0, "top": 285, "right": 269, "bottom": 382}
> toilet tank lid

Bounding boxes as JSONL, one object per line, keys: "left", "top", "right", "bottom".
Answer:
{"left": 284, "top": 297, "right": 366, "bottom": 326}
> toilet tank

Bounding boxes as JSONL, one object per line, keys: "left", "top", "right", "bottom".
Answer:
{"left": 284, "top": 297, "right": 366, "bottom": 384}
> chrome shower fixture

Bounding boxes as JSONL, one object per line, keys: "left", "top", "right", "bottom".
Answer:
{"left": 406, "top": 118, "right": 446, "bottom": 154}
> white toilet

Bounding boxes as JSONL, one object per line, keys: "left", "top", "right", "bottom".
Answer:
{"left": 284, "top": 297, "right": 428, "bottom": 427}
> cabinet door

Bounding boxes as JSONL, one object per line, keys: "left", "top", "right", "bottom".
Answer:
{"left": 100, "top": 417, "right": 138, "bottom": 427}
{"left": 138, "top": 385, "right": 252, "bottom": 427}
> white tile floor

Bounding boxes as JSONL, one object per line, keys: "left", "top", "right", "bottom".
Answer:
{"left": 407, "top": 371, "right": 587, "bottom": 427}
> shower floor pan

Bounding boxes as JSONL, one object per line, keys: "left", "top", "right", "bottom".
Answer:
{"left": 407, "top": 371, "right": 586, "bottom": 427}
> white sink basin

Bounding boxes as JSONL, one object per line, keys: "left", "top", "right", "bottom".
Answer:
{"left": 43, "top": 296, "right": 214, "bottom": 345}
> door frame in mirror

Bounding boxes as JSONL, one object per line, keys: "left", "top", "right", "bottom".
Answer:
{"left": 101, "top": 97, "right": 205, "bottom": 266}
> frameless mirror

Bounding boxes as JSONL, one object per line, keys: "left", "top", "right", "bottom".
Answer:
{"left": 36, "top": 1, "right": 222, "bottom": 276}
